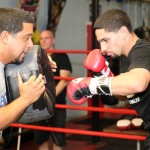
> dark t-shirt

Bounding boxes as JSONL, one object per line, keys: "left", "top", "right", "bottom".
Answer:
{"left": 51, "top": 53, "right": 72, "bottom": 104}
{"left": 121, "top": 39, "right": 150, "bottom": 130}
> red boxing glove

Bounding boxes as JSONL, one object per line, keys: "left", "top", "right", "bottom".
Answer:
{"left": 67, "top": 77, "right": 112, "bottom": 105}
{"left": 83, "top": 49, "right": 114, "bottom": 77}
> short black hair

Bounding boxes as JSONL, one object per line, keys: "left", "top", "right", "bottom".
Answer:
{"left": 0, "top": 7, "right": 34, "bottom": 34}
{"left": 94, "top": 9, "right": 133, "bottom": 33}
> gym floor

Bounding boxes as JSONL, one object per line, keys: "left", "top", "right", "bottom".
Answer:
{"left": 1, "top": 116, "right": 146, "bottom": 150}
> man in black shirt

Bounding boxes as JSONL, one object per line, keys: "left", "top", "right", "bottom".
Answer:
{"left": 34, "top": 30, "right": 72, "bottom": 150}
{"left": 67, "top": 9, "right": 150, "bottom": 149}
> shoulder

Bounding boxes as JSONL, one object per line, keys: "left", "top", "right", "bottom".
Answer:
{"left": 133, "top": 39, "right": 150, "bottom": 50}
{"left": 52, "top": 53, "right": 70, "bottom": 61}
{"left": 127, "top": 40, "right": 150, "bottom": 71}
{"left": 129, "top": 39, "right": 150, "bottom": 57}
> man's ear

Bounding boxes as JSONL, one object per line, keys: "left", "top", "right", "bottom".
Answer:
{"left": 0, "top": 31, "right": 9, "bottom": 44}
{"left": 119, "top": 26, "right": 128, "bottom": 39}
{"left": 53, "top": 38, "right": 55, "bottom": 45}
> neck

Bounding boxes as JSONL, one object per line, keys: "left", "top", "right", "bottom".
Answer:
{"left": 124, "top": 33, "right": 139, "bottom": 56}
{"left": 46, "top": 46, "right": 55, "bottom": 56}
{"left": 0, "top": 45, "right": 9, "bottom": 65}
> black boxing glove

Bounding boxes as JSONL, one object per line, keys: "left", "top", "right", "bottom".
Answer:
{"left": 5, "top": 45, "right": 56, "bottom": 123}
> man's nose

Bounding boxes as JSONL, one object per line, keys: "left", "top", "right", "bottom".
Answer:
{"left": 100, "top": 42, "right": 107, "bottom": 53}
{"left": 25, "top": 39, "right": 34, "bottom": 53}
{"left": 28, "top": 38, "right": 34, "bottom": 49}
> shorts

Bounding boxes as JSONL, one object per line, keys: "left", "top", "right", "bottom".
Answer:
{"left": 33, "top": 108, "right": 66, "bottom": 147}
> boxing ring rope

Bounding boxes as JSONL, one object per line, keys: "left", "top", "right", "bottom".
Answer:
{"left": 10, "top": 49, "right": 146, "bottom": 149}
{"left": 11, "top": 123, "right": 146, "bottom": 141}
{"left": 55, "top": 104, "right": 137, "bottom": 115}
{"left": 11, "top": 103, "right": 144, "bottom": 150}
{"left": 54, "top": 76, "right": 75, "bottom": 80}
{"left": 47, "top": 50, "right": 91, "bottom": 54}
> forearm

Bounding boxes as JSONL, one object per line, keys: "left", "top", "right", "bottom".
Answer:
{"left": 111, "top": 74, "right": 135, "bottom": 96}
{"left": 111, "top": 69, "right": 149, "bottom": 96}
{"left": 56, "top": 80, "right": 69, "bottom": 96}
{"left": 0, "top": 97, "right": 29, "bottom": 130}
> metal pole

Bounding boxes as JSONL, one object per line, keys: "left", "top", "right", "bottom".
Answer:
{"left": 91, "top": 0, "right": 100, "bottom": 49}
{"left": 17, "top": 128, "right": 22, "bottom": 150}
{"left": 91, "top": 0, "right": 101, "bottom": 143}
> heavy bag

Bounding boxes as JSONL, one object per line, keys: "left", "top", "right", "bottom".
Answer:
{"left": 5, "top": 45, "right": 55, "bottom": 123}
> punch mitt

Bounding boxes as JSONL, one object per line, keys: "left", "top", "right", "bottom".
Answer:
{"left": 131, "top": 118, "right": 144, "bottom": 129}
{"left": 116, "top": 119, "right": 131, "bottom": 131}
{"left": 5, "top": 45, "right": 55, "bottom": 123}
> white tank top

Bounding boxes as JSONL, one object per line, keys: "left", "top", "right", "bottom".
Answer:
{"left": 0, "top": 61, "right": 7, "bottom": 139}
{"left": 0, "top": 61, "right": 7, "bottom": 107}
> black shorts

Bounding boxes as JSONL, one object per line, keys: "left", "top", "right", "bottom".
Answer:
{"left": 33, "top": 108, "right": 66, "bottom": 147}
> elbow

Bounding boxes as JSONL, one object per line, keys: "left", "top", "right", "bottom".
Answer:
{"left": 0, "top": 126, "right": 3, "bottom": 130}
{"left": 132, "top": 82, "right": 148, "bottom": 93}
{"left": 0, "top": 124, "right": 8, "bottom": 131}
